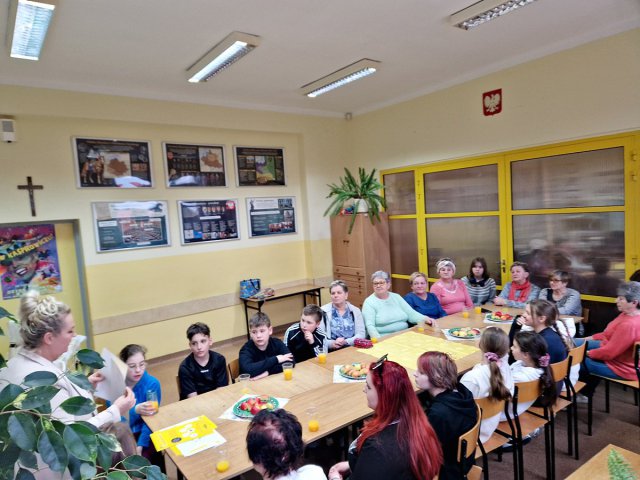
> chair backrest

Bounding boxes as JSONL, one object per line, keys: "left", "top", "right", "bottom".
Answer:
{"left": 549, "top": 356, "right": 571, "bottom": 384}
{"left": 568, "top": 342, "right": 587, "bottom": 367}
{"left": 457, "top": 403, "right": 482, "bottom": 463}
{"left": 175, "top": 375, "right": 182, "bottom": 399}
{"left": 581, "top": 307, "right": 590, "bottom": 324}
{"left": 512, "top": 379, "right": 542, "bottom": 405}
{"left": 475, "top": 396, "right": 505, "bottom": 419}
{"left": 228, "top": 358, "right": 240, "bottom": 384}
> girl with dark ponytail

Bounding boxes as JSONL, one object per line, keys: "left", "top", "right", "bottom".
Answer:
{"left": 461, "top": 327, "right": 514, "bottom": 443}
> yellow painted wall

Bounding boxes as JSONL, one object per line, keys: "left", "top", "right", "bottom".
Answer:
{"left": 348, "top": 29, "right": 640, "bottom": 170}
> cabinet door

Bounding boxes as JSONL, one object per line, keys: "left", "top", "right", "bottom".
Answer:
{"left": 330, "top": 216, "right": 365, "bottom": 268}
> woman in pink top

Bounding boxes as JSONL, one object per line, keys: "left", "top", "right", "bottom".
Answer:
{"left": 576, "top": 281, "right": 640, "bottom": 396}
{"left": 430, "top": 258, "right": 473, "bottom": 315}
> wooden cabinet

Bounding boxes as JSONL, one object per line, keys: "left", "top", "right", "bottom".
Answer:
{"left": 330, "top": 213, "right": 391, "bottom": 308}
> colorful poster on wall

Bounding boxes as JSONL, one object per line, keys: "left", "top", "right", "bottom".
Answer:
{"left": 92, "top": 201, "right": 170, "bottom": 252}
{"left": 178, "top": 199, "right": 240, "bottom": 244}
{"left": 246, "top": 197, "right": 296, "bottom": 237}
{"left": 73, "top": 137, "right": 153, "bottom": 188}
{"left": 164, "top": 143, "right": 226, "bottom": 187}
{"left": 234, "top": 146, "right": 286, "bottom": 186}
{"left": 0, "top": 224, "right": 62, "bottom": 300}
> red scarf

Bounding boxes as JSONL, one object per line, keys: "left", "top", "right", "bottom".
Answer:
{"left": 509, "top": 280, "right": 531, "bottom": 302}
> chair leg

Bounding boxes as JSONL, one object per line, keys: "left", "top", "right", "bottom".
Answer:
{"left": 573, "top": 401, "right": 580, "bottom": 460}
{"left": 550, "top": 416, "right": 556, "bottom": 480}
{"left": 478, "top": 442, "right": 489, "bottom": 480}
{"left": 566, "top": 405, "right": 573, "bottom": 456}
{"left": 587, "top": 394, "right": 593, "bottom": 436}
{"left": 605, "top": 381, "right": 610, "bottom": 413}
{"left": 544, "top": 424, "right": 552, "bottom": 480}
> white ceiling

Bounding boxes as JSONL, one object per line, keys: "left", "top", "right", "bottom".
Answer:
{"left": 1, "top": 0, "right": 639, "bottom": 117}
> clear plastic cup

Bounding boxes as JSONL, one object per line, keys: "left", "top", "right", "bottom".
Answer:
{"left": 283, "top": 362, "right": 293, "bottom": 380}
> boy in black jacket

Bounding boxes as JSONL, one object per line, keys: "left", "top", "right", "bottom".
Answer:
{"left": 283, "top": 304, "right": 327, "bottom": 363}
{"left": 239, "top": 312, "right": 293, "bottom": 379}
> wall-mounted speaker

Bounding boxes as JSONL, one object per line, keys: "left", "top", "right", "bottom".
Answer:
{"left": 1, "top": 118, "right": 16, "bottom": 143}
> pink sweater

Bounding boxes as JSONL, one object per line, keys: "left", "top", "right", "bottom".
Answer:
{"left": 590, "top": 312, "right": 640, "bottom": 379}
{"left": 430, "top": 279, "right": 473, "bottom": 315}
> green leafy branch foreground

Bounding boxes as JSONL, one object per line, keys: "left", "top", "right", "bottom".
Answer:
{"left": 608, "top": 448, "right": 638, "bottom": 480}
{"left": 0, "top": 307, "right": 166, "bottom": 480}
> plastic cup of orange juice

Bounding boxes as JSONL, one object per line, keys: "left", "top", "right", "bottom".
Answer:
{"left": 146, "top": 390, "right": 159, "bottom": 415}
{"left": 417, "top": 318, "right": 426, "bottom": 332}
{"left": 283, "top": 362, "right": 293, "bottom": 380}
{"left": 215, "top": 448, "right": 229, "bottom": 473}
{"left": 474, "top": 306, "right": 482, "bottom": 314}
{"left": 462, "top": 309, "right": 470, "bottom": 318}
{"left": 318, "top": 340, "right": 328, "bottom": 364}
{"left": 238, "top": 373, "right": 251, "bottom": 394}
{"left": 371, "top": 337, "right": 378, "bottom": 344}
{"left": 306, "top": 405, "right": 319, "bottom": 432}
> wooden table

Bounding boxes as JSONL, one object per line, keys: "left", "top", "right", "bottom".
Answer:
{"left": 240, "top": 284, "right": 322, "bottom": 338}
{"left": 144, "top": 315, "right": 507, "bottom": 479}
{"left": 565, "top": 444, "right": 640, "bottom": 479}
{"left": 481, "top": 303, "right": 583, "bottom": 323}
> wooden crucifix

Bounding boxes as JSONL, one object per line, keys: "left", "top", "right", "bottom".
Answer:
{"left": 17, "top": 176, "right": 44, "bottom": 217}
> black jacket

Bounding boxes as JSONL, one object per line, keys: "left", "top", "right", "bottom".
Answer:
{"left": 424, "top": 383, "right": 478, "bottom": 480}
{"left": 238, "top": 338, "right": 292, "bottom": 377}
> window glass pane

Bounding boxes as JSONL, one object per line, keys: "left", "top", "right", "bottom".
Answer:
{"left": 424, "top": 164, "right": 498, "bottom": 214}
{"left": 511, "top": 147, "right": 624, "bottom": 210}
{"left": 389, "top": 219, "right": 418, "bottom": 276}
{"left": 383, "top": 171, "right": 415, "bottom": 215}
{"left": 513, "top": 212, "right": 624, "bottom": 296}
{"left": 426, "top": 217, "right": 502, "bottom": 284}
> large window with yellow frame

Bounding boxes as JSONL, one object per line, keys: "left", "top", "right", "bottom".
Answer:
{"left": 382, "top": 132, "right": 639, "bottom": 304}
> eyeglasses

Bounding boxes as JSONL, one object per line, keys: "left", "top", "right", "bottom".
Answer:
{"left": 371, "top": 354, "right": 388, "bottom": 371}
{"left": 549, "top": 278, "right": 563, "bottom": 283}
{"left": 127, "top": 361, "right": 146, "bottom": 370}
{"left": 372, "top": 281, "right": 388, "bottom": 286}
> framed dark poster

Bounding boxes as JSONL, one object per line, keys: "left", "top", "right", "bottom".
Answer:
{"left": 246, "top": 197, "right": 296, "bottom": 237}
{"left": 178, "top": 199, "right": 240, "bottom": 244}
{"left": 92, "top": 201, "right": 170, "bottom": 252}
{"left": 73, "top": 137, "right": 152, "bottom": 188}
{"left": 164, "top": 143, "right": 227, "bottom": 187}
{"left": 234, "top": 146, "right": 285, "bottom": 186}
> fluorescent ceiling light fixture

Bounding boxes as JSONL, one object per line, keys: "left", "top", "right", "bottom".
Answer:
{"left": 301, "top": 59, "right": 380, "bottom": 98}
{"left": 8, "top": 0, "right": 56, "bottom": 60}
{"left": 187, "top": 31, "right": 261, "bottom": 83}
{"left": 451, "top": 0, "right": 538, "bottom": 30}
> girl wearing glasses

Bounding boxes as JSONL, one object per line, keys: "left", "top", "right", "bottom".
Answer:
{"left": 537, "top": 270, "right": 582, "bottom": 316}
{"left": 329, "top": 359, "right": 442, "bottom": 480}
{"left": 119, "top": 344, "right": 164, "bottom": 467}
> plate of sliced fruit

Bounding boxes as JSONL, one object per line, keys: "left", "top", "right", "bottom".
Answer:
{"left": 233, "top": 395, "right": 279, "bottom": 418}
{"left": 448, "top": 327, "right": 482, "bottom": 339}
{"left": 339, "top": 363, "right": 370, "bottom": 380}
{"left": 484, "top": 311, "right": 514, "bottom": 323}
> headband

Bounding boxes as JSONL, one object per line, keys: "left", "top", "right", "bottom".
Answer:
{"left": 539, "top": 353, "right": 550, "bottom": 368}
{"left": 436, "top": 259, "right": 456, "bottom": 273}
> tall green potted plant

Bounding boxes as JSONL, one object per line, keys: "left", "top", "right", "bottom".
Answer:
{"left": 0, "top": 307, "right": 166, "bottom": 480}
{"left": 324, "top": 167, "right": 387, "bottom": 234}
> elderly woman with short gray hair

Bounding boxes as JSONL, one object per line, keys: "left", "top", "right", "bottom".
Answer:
{"left": 576, "top": 281, "right": 640, "bottom": 397}
{"left": 362, "top": 271, "right": 435, "bottom": 338}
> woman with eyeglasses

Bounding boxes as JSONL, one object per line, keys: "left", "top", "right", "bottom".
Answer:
{"left": 320, "top": 280, "right": 366, "bottom": 350}
{"left": 362, "top": 271, "right": 435, "bottom": 339}
{"left": 119, "top": 344, "right": 163, "bottom": 467}
{"left": 537, "top": 270, "right": 582, "bottom": 316}
{"left": 328, "top": 358, "right": 442, "bottom": 480}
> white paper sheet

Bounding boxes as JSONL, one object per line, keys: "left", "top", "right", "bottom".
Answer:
{"left": 176, "top": 430, "right": 226, "bottom": 457}
{"left": 94, "top": 348, "right": 128, "bottom": 403}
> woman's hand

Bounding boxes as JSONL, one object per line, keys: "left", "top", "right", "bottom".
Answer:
{"left": 493, "top": 296, "right": 506, "bottom": 306}
{"left": 88, "top": 371, "right": 105, "bottom": 389}
{"left": 333, "top": 337, "right": 346, "bottom": 348}
{"left": 114, "top": 387, "right": 136, "bottom": 415}
{"left": 328, "top": 461, "right": 350, "bottom": 480}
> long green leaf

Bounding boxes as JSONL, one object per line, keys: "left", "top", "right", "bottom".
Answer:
{"left": 76, "top": 349, "right": 104, "bottom": 369}
{"left": 97, "top": 432, "right": 122, "bottom": 452}
{"left": 18, "top": 450, "right": 38, "bottom": 470}
{"left": 106, "top": 471, "right": 130, "bottom": 480}
{"left": 0, "top": 442, "right": 21, "bottom": 471}
{"left": 8, "top": 413, "right": 37, "bottom": 451}
{"left": 96, "top": 444, "right": 113, "bottom": 471}
{"left": 123, "top": 455, "right": 149, "bottom": 478}
{"left": 63, "top": 424, "right": 97, "bottom": 462}
{"left": 20, "top": 386, "right": 59, "bottom": 410}
{"left": 144, "top": 465, "right": 165, "bottom": 480}
{"left": 0, "top": 384, "right": 24, "bottom": 410}
{"left": 79, "top": 462, "right": 97, "bottom": 480}
{"left": 15, "top": 468, "right": 35, "bottom": 480}
{"left": 0, "top": 307, "right": 17, "bottom": 321}
{"left": 67, "top": 372, "right": 93, "bottom": 391}
{"left": 24, "top": 371, "right": 58, "bottom": 388}
{"left": 37, "top": 429, "right": 68, "bottom": 473}
{"left": 59, "top": 396, "right": 96, "bottom": 415}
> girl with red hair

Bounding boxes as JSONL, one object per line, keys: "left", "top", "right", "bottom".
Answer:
{"left": 328, "top": 358, "right": 442, "bottom": 480}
